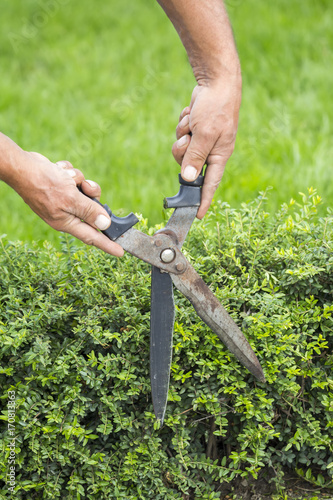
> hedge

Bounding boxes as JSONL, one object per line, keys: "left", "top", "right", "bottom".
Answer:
{"left": 0, "top": 188, "right": 332, "bottom": 499}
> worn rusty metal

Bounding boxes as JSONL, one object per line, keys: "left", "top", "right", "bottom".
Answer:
{"left": 116, "top": 228, "right": 187, "bottom": 275}
{"left": 171, "top": 264, "right": 266, "bottom": 383}
{"left": 117, "top": 205, "right": 265, "bottom": 427}
{"left": 117, "top": 210, "right": 266, "bottom": 383}
{"left": 175, "top": 262, "right": 185, "bottom": 272}
{"left": 82, "top": 185, "right": 266, "bottom": 425}
{"left": 159, "top": 206, "right": 198, "bottom": 249}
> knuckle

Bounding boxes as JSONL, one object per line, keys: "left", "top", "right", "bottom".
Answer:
{"left": 187, "top": 146, "right": 207, "bottom": 163}
{"left": 211, "top": 177, "right": 221, "bottom": 191}
{"left": 44, "top": 206, "right": 69, "bottom": 229}
{"left": 176, "top": 122, "right": 186, "bottom": 138}
{"left": 44, "top": 196, "right": 70, "bottom": 223}
{"left": 179, "top": 107, "right": 190, "bottom": 121}
{"left": 79, "top": 202, "right": 97, "bottom": 223}
{"left": 194, "top": 124, "right": 236, "bottom": 161}
{"left": 222, "top": 139, "right": 236, "bottom": 160}
{"left": 204, "top": 176, "right": 220, "bottom": 193}
{"left": 56, "top": 160, "right": 74, "bottom": 169}
{"left": 197, "top": 116, "right": 237, "bottom": 142}
{"left": 197, "top": 124, "right": 213, "bottom": 141}
{"left": 80, "top": 234, "right": 96, "bottom": 246}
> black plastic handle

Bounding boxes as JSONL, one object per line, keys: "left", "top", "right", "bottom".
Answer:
{"left": 103, "top": 209, "right": 139, "bottom": 241}
{"left": 164, "top": 172, "right": 204, "bottom": 209}
{"left": 178, "top": 173, "right": 204, "bottom": 187}
{"left": 78, "top": 188, "right": 139, "bottom": 241}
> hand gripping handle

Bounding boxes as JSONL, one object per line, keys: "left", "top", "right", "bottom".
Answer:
{"left": 78, "top": 187, "right": 139, "bottom": 241}
{"left": 100, "top": 202, "right": 139, "bottom": 241}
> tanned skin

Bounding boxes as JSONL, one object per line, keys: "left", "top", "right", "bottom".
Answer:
{"left": 0, "top": 1, "right": 240, "bottom": 252}
{"left": 157, "top": 0, "right": 242, "bottom": 218}
{"left": 0, "top": 133, "right": 123, "bottom": 256}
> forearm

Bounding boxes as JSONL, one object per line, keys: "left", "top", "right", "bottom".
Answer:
{"left": 156, "top": 0, "right": 240, "bottom": 84}
{"left": 0, "top": 132, "right": 25, "bottom": 190}
{"left": 159, "top": 0, "right": 242, "bottom": 217}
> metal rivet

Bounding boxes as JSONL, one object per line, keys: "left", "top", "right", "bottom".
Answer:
{"left": 176, "top": 262, "right": 185, "bottom": 272}
{"left": 160, "top": 248, "right": 176, "bottom": 263}
{"left": 154, "top": 238, "right": 162, "bottom": 247}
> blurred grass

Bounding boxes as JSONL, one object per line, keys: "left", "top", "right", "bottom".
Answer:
{"left": 0, "top": 0, "right": 332, "bottom": 245}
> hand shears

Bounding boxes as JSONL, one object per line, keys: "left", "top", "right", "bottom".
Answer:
{"left": 87, "top": 173, "right": 265, "bottom": 425}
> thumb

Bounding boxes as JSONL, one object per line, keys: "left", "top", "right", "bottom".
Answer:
{"left": 75, "top": 191, "right": 111, "bottom": 231}
{"left": 180, "top": 132, "right": 212, "bottom": 182}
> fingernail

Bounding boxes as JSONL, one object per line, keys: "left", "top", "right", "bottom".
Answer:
{"left": 177, "top": 135, "right": 188, "bottom": 147}
{"left": 66, "top": 169, "right": 76, "bottom": 177}
{"left": 180, "top": 114, "right": 189, "bottom": 127}
{"left": 56, "top": 161, "right": 68, "bottom": 168}
{"left": 95, "top": 214, "right": 111, "bottom": 230}
{"left": 183, "top": 166, "right": 197, "bottom": 181}
{"left": 85, "top": 180, "right": 97, "bottom": 188}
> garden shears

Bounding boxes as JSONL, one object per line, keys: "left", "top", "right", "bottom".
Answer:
{"left": 89, "top": 173, "right": 265, "bottom": 425}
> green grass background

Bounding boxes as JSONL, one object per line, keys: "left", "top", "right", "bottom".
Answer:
{"left": 0, "top": 0, "right": 332, "bottom": 245}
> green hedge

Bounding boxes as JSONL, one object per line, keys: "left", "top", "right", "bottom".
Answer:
{"left": 1, "top": 188, "right": 333, "bottom": 499}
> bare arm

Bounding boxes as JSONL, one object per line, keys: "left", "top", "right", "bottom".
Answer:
{"left": 157, "top": 0, "right": 242, "bottom": 218}
{"left": 0, "top": 132, "right": 124, "bottom": 256}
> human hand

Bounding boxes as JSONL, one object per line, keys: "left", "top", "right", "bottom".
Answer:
{"left": 172, "top": 79, "right": 241, "bottom": 219}
{"left": 11, "top": 151, "right": 124, "bottom": 256}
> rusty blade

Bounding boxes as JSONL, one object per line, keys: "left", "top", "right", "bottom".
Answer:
{"left": 170, "top": 265, "right": 266, "bottom": 382}
{"left": 164, "top": 206, "right": 199, "bottom": 248}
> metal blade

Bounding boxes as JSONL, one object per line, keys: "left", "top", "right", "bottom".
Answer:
{"left": 171, "top": 265, "right": 266, "bottom": 382}
{"left": 164, "top": 206, "right": 198, "bottom": 248}
{"left": 150, "top": 266, "right": 175, "bottom": 425}
{"left": 149, "top": 207, "right": 198, "bottom": 424}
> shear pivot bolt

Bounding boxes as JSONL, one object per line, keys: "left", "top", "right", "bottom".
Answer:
{"left": 160, "top": 248, "right": 176, "bottom": 263}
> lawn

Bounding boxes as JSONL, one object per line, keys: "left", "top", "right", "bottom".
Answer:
{"left": 0, "top": 0, "right": 332, "bottom": 245}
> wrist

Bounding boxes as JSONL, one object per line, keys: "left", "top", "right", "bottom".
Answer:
{"left": 0, "top": 133, "right": 26, "bottom": 189}
{"left": 193, "top": 47, "right": 242, "bottom": 89}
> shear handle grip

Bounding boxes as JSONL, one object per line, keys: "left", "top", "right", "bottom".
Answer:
{"left": 78, "top": 187, "right": 139, "bottom": 241}
{"left": 103, "top": 210, "right": 139, "bottom": 241}
{"left": 178, "top": 173, "right": 204, "bottom": 187}
{"left": 164, "top": 172, "right": 204, "bottom": 209}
